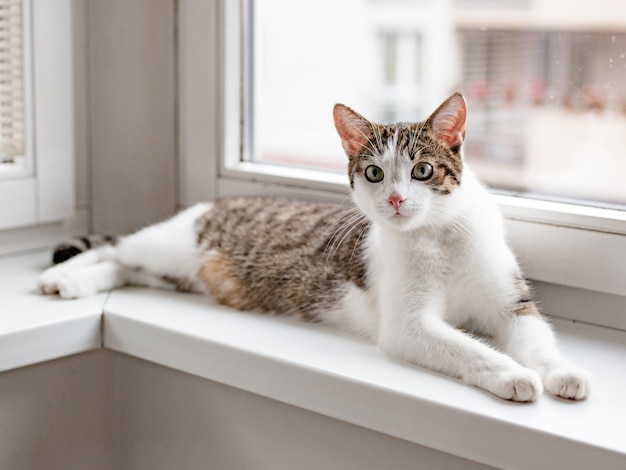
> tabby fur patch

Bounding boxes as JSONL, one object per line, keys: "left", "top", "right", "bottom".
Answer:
{"left": 195, "top": 197, "right": 369, "bottom": 320}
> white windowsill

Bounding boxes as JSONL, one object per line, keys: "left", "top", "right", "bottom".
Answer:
{"left": 2, "top": 251, "right": 626, "bottom": 469}
{"left": 0, "top": 251, "right": 104, "bottom": 371}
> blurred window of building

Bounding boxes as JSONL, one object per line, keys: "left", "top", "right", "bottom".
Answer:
{"left": 246, "top": 0, "right": 626, "bottom": 207}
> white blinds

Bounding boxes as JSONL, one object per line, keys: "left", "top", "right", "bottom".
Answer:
{"left": 0, "top": 0, "right": 23, "bottom": 162}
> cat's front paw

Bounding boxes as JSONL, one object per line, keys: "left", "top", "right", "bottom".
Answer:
{"left": 488, "top": 368, "right": 543, "bottom": 402}
{"left": 545, "top": 366, "right": 591, "bottom": 400}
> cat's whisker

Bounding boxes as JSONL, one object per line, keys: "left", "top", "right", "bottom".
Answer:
{"left": 344, "top": 138, "right": 379, "bottom": 159}
{"left": 327, "top": 212, "right": 367, "bottom": 252}
{"left": 321, "top": 206, "right": 360, "bottom": 239}
{"left": 371, "top": 123, "right": 385, "bottom": 152}
{"left": 443, "top": 217, "right": 473, "bottom": 243}
{"left": 324, "top": 211, "right": 368, "bottom": 265}
{"left": 429, "top": 208, "right": 475, "bottom": 243}
{"left": 410, "top": 123, "right": 428, "bottom": 157}
{"left": 426, "top": 219, "right": 440, "bottom": 244}
{"left": 345, "top": 120, "right": 381, "bottom": 157}
{"left": 349, "top": 222, "right": 371, "bottom": 264}
{"left": 322, "top": 209, "right": 364, "bottom": 261}
{"left": 413, "top": 142, "right": 441, "bottom": 156}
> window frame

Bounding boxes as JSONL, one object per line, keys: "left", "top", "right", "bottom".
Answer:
{"left": 0, "top": 0, "right": 75, "bottom": 233}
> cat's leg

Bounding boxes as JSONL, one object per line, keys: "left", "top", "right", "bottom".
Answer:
{"left": 39, "top": 203, "right": 210, "bottom": 298}
{"left": 112, "top": 203, "right": 211, "bottom": 290}
{"left": 378, "top": 296, "right": 543, "bottom": 402}
{"left": 51, "top": 260, "right": 128, "bottom": 299}
{"left": 38, "top": 246, "right": 116, "bottom": 295}
{"left": 318, "top": 283, "right": 379, "bottom": 340}
{"left": 493, "top": 314, "right": 591, "bottom": 400}
{"left": 41, "top": 256, "right": 192, "bottom": 299}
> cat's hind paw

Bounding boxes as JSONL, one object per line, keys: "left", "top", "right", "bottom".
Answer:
{"left": 489, "top": 369, "right": 543, "bottom": 402}
{"left": 545, "top": 366, "right": 591, "bottom": 400}
{"left": 37, "top": 266, "right": 65, "bottom": 295}
{"left": 55, "top": 272, "right": 97, "bottom": 299}
{"left": 37, "top": 268, "right": 96, "bottom": 299}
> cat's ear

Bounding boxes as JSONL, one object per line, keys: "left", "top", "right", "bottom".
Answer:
{"left": 333, "top": 104, "right": 372, "bottom": 157}
{"left": 428, "top": 93, "right": 467, "bottom": 149}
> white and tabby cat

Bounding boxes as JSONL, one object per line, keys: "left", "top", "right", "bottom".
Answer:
{"left": 38, "top": 93, "right": 590, "bottom": 402}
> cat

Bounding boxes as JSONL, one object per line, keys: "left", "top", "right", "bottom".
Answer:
{"left": 38, "top": 93, "right": 590, "bottom": 402}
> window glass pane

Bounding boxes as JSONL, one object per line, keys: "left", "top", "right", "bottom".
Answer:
{"left": 247, "top": 0, "right": 626, "bottom": 207}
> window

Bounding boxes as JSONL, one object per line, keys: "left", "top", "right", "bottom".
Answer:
{"left": 196, "top": 1, "right": 626, "bottom": 330}
{"left": 0, "top": 0, "right": 74, "bottom": 234}
{"left": 460, "top": 28, "right": 626, "bottom": 207}
{"left": 241, "top": 0, "right": 626, "bottom": 209}
{"left": 378, "top": 31, "right": 423, "bottom": 123}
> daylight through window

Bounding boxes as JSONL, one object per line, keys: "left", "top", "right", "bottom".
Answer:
{"left": 247, "top": 0, "right": 626, "bottom": 207}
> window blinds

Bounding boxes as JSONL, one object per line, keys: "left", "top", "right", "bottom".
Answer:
{"left": 0, "top": 0, "right": 23, "bottom": 163}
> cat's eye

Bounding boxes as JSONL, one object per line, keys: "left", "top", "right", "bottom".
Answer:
{"left": 364, "top": 165, "right": 384, "bottom": 183}
{"left": 412, "top": 162, "right": 433, "bottom": 181}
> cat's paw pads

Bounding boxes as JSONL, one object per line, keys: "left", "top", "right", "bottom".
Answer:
{"left": 37, "top": 267, "right": 66, "bottom": 295}
{"left": 491, "top": 369, "right": 543, "bottom": 402}
{"left": 545, "top": 367, "right": 591, "bottom": 400}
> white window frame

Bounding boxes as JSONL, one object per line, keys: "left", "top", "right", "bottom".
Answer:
{"left": 0, "top": 0, "right": 75, "bottom": 234}
{"left": 179, "top": 1, "right": 626, "bottom": 331}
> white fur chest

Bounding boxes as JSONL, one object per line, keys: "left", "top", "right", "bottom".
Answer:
{"left": 366, "top": 217, "right": 515, "bottom": 328}
{"left": 366, "top": 225, "right": 453, "bottom": 320}
{"left": 368, "top": 224, "right": 468, "bottom": 285}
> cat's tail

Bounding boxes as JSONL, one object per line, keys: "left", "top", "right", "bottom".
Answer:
{"left": 52, "top": 235, "right": 118, "bottom": 265}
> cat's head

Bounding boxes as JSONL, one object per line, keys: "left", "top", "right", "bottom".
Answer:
{"left": 333, "top": 93, "right": 467, "bottom": 232}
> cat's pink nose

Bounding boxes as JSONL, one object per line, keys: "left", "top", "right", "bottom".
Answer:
{"left": 387, "top": 194, "right": 406, "bottom": 211}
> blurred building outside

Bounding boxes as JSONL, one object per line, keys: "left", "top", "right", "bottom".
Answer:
{"left": 251, "top": 0, "right": 626, "bottom": 205}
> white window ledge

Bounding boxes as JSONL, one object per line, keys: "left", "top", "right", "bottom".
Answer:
{"left": 3, "top": 251, "right": 626, "bottom": 469}
{"left": 1, "top": 251, "right": 104, "bottom": 371}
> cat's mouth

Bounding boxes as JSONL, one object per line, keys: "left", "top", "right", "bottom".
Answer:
{"left": 390, "top": 205, "right": 411, "bottom": 218}
{"left": 382, "top": 206, "right": 426, "bottom": 230}
{"left": 372, "top": 201, "right": 421, "bottom": 229}
{"left": 386, "top": 209, "right": 412, "bottom": 226}
{"left": 381, "top": 203, "right": 408, "bottom": 218}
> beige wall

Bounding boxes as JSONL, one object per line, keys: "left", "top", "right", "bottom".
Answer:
{"left": 0, "top": 351, "right": 115, "bottom": 470}
{"left": 86, "top": 0, "right": 178, "bottom": 234}
{"left": 79, "top": 0, "right": 220, "bottom": 235}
